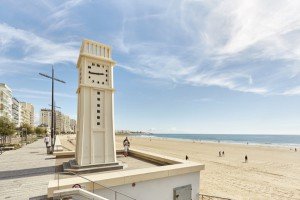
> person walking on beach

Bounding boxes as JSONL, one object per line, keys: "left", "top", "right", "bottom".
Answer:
{"left": 186, "top": 155, "right": 189, "bottom": 160}
{"left": 219, "top": 151, "right": 221, "bottom": 157}
{"left": 123, "top": 137, "right": 130, "bottom": 157}
{"left": 123, "top": 137, "right": 129, "bottom": 144}
{"left": 222, "top": 151, "right": 225, "bottom": 156}
{"left": 245, "top": 155, "right": 248, "bottom": 163}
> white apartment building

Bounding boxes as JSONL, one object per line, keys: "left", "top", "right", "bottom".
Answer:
{"left": 0, "top": 83, "right": 13, "bottom": 120}
{"left": 70, "top": 119, "right": 76, "bottom": 133}
{"left": 12, "top": 97, "right": 22, "bottom": 127}
{"left": 40, "top": 108, "right": 52, "bottom": 127}
{"left": 20, "top": 102, "right": 34, "bottom": 126}
{"left": 40, "top": 108, "right": 75, "bottom": 133}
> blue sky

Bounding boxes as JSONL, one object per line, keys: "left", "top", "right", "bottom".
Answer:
{"left": 0, "top": 0, "right": 300, "bottom": 134}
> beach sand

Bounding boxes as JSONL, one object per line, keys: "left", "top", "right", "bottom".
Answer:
{"left": 59, "top": 134, "right": 300, "bottom": 199}
{"left": 116, "top": 136, "right": 300, "bottom": 200}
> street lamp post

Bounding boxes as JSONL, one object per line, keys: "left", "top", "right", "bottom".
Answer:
{"left": 39, "top": 66, "right": 65, "bottom": 153}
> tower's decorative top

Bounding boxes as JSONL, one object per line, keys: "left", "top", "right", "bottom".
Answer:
{"left": 77, "top": 39, "right": 115, "bottom": 65}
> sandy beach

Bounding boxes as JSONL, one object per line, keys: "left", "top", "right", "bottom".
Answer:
{"left": 59, "top": 134, "right": 300, "bottom": 200}
{"left": 117, "top": 136, "right": 300, "bottom": 200}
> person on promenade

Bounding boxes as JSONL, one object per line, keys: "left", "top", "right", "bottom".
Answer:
{"left": 245, "top": 155, "right": 248, "bottom": 163}
{"left": 44, "top": 135, "right": 50, "bottom": 147}
{"left": 186, "top": 155, "right": 189, "bottom": 160}
{"left": 123, "top": 137, "right": 130, "bottom": 157}
{"left": 219, "top": 151, "right": 221, "bottom": 157}
{"left": 222, "top": 151, "right": 225, "bottom": 156}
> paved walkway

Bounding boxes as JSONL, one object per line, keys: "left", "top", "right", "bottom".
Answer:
{"left": 0, "top": 139, "right": 57, "bottom": 200}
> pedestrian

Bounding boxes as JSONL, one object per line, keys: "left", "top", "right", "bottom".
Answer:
{"left": 123, "top": 137, "right": 130, "bottom": 157}
{"left": 123, "top": 136, "right": 129, "bottom": 144}
{"left": 44, "top": 134, "right": 50, "bottom": 148}
{"left": 222, "top": 151, "right": 225, "bottom": 156}
{"left": 295, "top": 148, "right": 297, "bottom": 152}
{"left": 245, "top": 155, "right": 248, "bottom": 163}
{"left": 186, "top": 155, "right": 189, "bottom": 160}
{"left": 219, "top": 151, "right": 221, "bottom": 157}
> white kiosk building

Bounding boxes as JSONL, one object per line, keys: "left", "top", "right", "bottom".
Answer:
{"left": 48, "top": 39, "right": 205, "bottom": 200}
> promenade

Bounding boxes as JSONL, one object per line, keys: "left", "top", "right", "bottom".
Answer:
{"left": 0, "top": 139, "right": 57, "bottom": 200}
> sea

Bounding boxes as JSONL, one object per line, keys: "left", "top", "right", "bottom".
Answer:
{"left": 134, "top": 134, "right": 300, "bottom": 148}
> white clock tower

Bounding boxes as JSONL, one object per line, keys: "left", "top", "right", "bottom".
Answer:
{"left": 75, "top": 39, "right": 117, "bottom": 166}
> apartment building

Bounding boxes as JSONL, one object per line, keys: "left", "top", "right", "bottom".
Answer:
{"left": 20, "top": 102, "right": 34, "bottom": 126}
{"left": 40, "top": 109, "right": 75, "bottom": 134}
{"left": 12, "top": 97, "right": 22, "bottom": 127}
{"left": 0, "top": 83, "right": 13, "bottom": 120}
{"left": 70, "top": 118, "right": 77, "bottom": 133}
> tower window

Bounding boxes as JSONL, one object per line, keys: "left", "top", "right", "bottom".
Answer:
{"left": 102, "top": 82, "right": 104, "bottom": 85}
{"left": 97, "top": 110, "right": 100, "bottom": 113}
{"left": 97, "top": 81, "right": 99, "bottom": 84}
{"left": 97, "top": 98, "right": 100, "bottom": 101}
{"left": 97, "top": 116, "right": 100, "bottom": 119}
{"left": 97, "top": 122, "right": 100, "bottom": 125}
{"left": 97, "top": 92, "right": 100, "bottom": 95}
{"left": 97, "top": 104, "right": 100, "bottom": 107}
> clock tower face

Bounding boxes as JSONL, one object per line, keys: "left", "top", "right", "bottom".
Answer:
{"left": 86, "top": 60, "right": 110, "bottom": 87}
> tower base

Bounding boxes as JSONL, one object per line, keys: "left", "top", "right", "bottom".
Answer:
{"left": 63, "top": 159, "right": 123, "bottom": 174}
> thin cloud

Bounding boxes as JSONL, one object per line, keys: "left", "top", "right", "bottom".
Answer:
{"left": 283, "top": 86, "right": 300, "bottom": 96}
{"left": 0, "top": 23, "right": 78, "bottom": 64}
{"left": 111, "top": 0, "right": 300, "bottom": 96}
{"left": 13, "top": 88, "right": 76, "bottom": 98}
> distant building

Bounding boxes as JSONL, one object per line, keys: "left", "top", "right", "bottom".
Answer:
{"left": 12, "top": 97, "right": 22, "bottom": 127}
{"left": 20, "top": 102, "right": 34, "bottom": 126}
{"left": 0, "top": 83, "right": 13, "bottom": 120}
{"left": 61, "top": 114, "right": 71, "bottom": 133}
{"left": 70, "top": 119, "right": 77, "bottom": 133}
{"left": 40, "top": 108, "right": 52, "bottom": 127}
{"left": 40, "top": 108, "right": 75, "bottom": 134}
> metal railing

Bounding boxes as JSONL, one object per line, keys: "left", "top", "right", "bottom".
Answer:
{"left": 198, "top": 193, "right": 232, "bottom": 200}
{"left": 57, "top": 171, "right": 136, "bottom": 200}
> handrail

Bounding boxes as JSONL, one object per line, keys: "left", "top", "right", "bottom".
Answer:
{"left": 57, "top": 171, "right": 136, "bottom": 200}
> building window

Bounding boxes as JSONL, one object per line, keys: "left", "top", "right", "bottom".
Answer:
{"left": 97, "top": 98, "right": 100, "bottom": 101}
{"left": 97, "top": 92, "right": 100, "bottom": 95}
{"left": 97, "top": 110, "right": 100, "bottom": 113}
{"left": 97, "top": 104, "right": 100, "bottom": 107}
{"left": 88, "top": 66, "right": 91, "bottom": 69}
{"left": 97, "top": 122, "right": 100, "bottom": 125}
{"left": 97, "top": 116, "right": 100, "bottom": 119}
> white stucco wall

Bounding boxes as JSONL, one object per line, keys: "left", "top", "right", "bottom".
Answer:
{"left": 94, "top": 172, "right": 200, "bottom": 200}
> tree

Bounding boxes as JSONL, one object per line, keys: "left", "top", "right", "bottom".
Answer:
{"left": 19, "top": 123, "right": 34, "bottom": 135}
{"left": 0, "top": 117, "right": 16, "bottom": 143}
{"left": 35, "top": 127, "right": 47, "bottom": 136}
